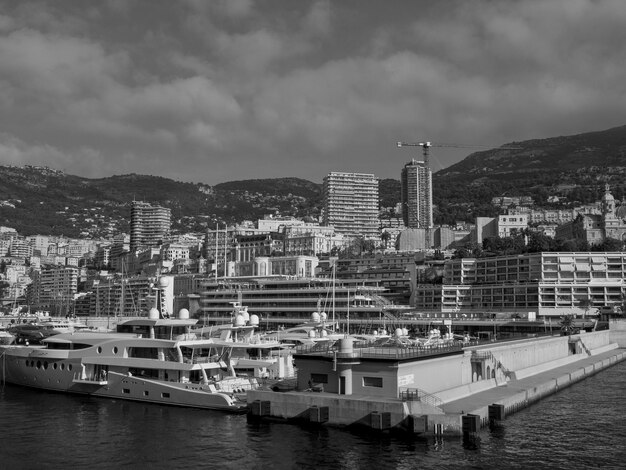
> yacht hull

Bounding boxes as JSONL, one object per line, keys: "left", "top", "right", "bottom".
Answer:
{"left": 0, "top": 346, "right": 247, "bottom": 412}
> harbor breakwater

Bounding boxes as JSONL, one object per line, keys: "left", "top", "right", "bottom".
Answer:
{"left": 249, "top": 329, "right": 626, "bottom": 436}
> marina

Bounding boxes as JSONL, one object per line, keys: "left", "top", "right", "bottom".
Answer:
{"left": 248, "top": 323, "right": 626, "bottom": 436}
{"left": 2, "top": 357, "right": 626, "bottom": 469}
{"left": 0, "top": 304, "right": 267, "bottom": 412}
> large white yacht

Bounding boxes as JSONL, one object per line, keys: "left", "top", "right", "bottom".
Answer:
{"left": 192, "top": 302, "right": 295, "bottom": 380}
{"left": 0, "top": 306, "right": 261, "bottom": 412}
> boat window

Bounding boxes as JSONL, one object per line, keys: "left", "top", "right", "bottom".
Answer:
{"left": 154, "top": 326, "right": 188, "bottom": 340}
{"left": 113, "top": 347, "right": 118, "bottom": 354}
{"left": 162, "top": 392, "right": 170, "bottom": 398}
{"left": 189, "top": 370, "right": 203, "bottom": 383}
{"left": 61, "top": 363, "right": 65, "bottom": 370}
{"left": 97, "top": 347, "right": 102, "bottom": 354}
{"left": 43, "top": 361, "right": 49, "bottom": 370}
{"left": 131, "top": 368, "right": 158, "bottom": 379}
{"left": 36, "top": 361, "right": 41, "bottom": 369}
{"left": 68, "top": 364, "right": 72, "bottom": 371}
{"left": 47, "top": 343, "right": 91, "bottom": 350}
{"left": 117, "top": 324, "right": 150, "bottom": 337}
{"left": 180, "top": 346, "right": 194, "bottom": 362}
{"left": 128, "top": 347, "right": 159, "bottom": 359}
{"left": 246, "top": 348, "right": 260, "bottom": 359}
{"left": 164, "top": 348, "right": 179, "bottom": 362}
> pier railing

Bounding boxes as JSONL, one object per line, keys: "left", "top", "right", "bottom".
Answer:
{"left": 399, "top": 387, "right": 443, "bottom": 408}
{"left": 294, "top": 341, "right": 464, "bottom": 360}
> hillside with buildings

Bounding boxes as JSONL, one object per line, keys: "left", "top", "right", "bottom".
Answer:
{"left": 3, "top": 125, "right": 626, "bottom": 238}
{"left": 3, "top": 124, "right": 626, "bottom": 318}
{"left": 0, "top": 166, "right": 322, "bottom": 238}
{"left": 433, "top": 124, "right": 626, "bottom": 224}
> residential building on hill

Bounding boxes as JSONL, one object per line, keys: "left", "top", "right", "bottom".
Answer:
{"left": 401, "top": 159, "right": 433, "bottom": 229}
{"left": 322, "top": 172, "right": 379, "bottom": 240}
{"left": 130, "top": 201, "right": 171, "bottom": 252}
{"left": 556, "top": 184, "right": 626, "bottom": 246}
{"left": 27, "top": 265, "right": 78, "bottom": 315}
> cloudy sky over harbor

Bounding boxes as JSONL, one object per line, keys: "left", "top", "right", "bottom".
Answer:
{"left": 1, "top": 0, "right": 625, "bottom": 185}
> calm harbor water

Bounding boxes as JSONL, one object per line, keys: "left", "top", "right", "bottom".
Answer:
{"left": 1, "top": 361, "right": 626, "bottom": 470}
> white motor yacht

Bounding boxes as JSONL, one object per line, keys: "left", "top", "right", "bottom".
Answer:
{"left": 0, "top": 306, "right": 259, "bottom": 412}
{"left": 262, "top": 311, "right": 346, "bottom": 348}
{"left": 193, "top": 302, "right": 295, "bottom": 381}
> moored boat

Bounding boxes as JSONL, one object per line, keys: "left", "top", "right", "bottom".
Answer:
{"left": 0, "top": 305, "right": 260, "bottom": 412}
{"left": 193, "top": 302, "right": 295, "bottom": 381}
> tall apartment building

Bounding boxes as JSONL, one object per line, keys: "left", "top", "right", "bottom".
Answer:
{"left": 130, "top": 201, "right": 171, "bottom": 252}
{"left": 322, "top": 172, "right": 379, "bottom": 239}
{"left": 401, "top": 159, "right": 432, "bottom": 229}
{"left": 28, "top": 265, "right": 78, "bottom": 314}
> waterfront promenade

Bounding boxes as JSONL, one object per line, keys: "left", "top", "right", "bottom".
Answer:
{"left": 438, "top": 347, "right": 626, "bottom": 432}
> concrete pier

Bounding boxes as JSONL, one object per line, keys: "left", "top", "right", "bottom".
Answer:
{"left": 248, "top": 333, "right": 626, "bottom": 436}
{"left": 435, "top": 347, "right": 626, "bottom": 435}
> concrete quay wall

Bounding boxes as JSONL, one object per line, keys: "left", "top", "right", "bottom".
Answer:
{"left": 609, "top": 319, "right": 626, "bottom": 347}
{"left": 478, "top": 330, "right": 610, "bottom": 376}
{"left": 437, "top": 348, "right": 626, "bottom": 436}
{"left": 248, "top": 348, "right": 626, "bottom": 436}
{"left": 247, "top": 390, "right": 443, "bottom": 431}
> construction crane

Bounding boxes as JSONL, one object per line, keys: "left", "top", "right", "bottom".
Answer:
{"left": 395, "top": 141, "right": 521, "bottom": 244}
{"left": 397, "top": 141, "right": 521, "bottom": 169}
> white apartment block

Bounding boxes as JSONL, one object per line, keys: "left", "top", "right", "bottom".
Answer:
{"left": 283, "top": 233, "right": 345, "bottom": 256}
{"left": 413, "top": 252, "right": 626, "bottom": 318}
{"left": 322, "top": 172, "right": 380, "bottom": 239}
{"left": 401, "top": 159, "right": 433, "bottom": 229}
{"left": 497, "top": 214, "right": 529, "bottom": 238}
{"left": 161, "top": 243, "right": 190, "bottom": 262}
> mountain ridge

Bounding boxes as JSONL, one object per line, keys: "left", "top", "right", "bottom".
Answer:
{"left": 2, "top": 123, "right": 626, "bottom": 237}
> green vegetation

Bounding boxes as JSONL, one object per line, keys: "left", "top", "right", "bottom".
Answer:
{"left": 2, "top": 123, "right": 626, "bottom": 237}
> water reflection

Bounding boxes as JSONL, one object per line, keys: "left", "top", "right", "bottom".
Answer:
{"left": 1, "top": 362, "right": 626, "bottom": 469}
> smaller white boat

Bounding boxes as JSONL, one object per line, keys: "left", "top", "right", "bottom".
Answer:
{"left": 193, "top": 302, "right": 295, "bottom": 381}
{"left": 263, "top": 311, "right": 345, "bottom": 348}
{"left": 0, "top": 281, "right": 263, "bottom": 412}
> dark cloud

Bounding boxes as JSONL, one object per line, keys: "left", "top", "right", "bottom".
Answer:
{"left": 1, "top": 0, "right": 625, "bottom": 184}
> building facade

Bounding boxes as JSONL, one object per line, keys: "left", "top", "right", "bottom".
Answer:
{"left": 555, "top": 185, "right": 626, "bottom": 246}
{"left": 322, "top": 172, "right": 379, "bottom": 239}
{"left": 401, "top": 159, "right": 432, "bottom": 229}
{"left": 130, "top": 201, "right": 171, "bottom": 252}
{"left": 412, "top": 251, "right": 626, "bottom": 318}
{"left": 28, "top": 265, "right": 79, "bottom": 314}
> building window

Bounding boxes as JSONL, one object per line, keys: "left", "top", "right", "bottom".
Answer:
{"left": 363, "top": 377, "right": 383, "bottom": 388}
{"left": 310, "top": 373, "right": 328, "bottom": 384}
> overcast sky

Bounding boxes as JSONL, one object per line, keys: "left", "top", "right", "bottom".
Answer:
{"left": 1, "top": 0, "right": 625, "bottom": 185}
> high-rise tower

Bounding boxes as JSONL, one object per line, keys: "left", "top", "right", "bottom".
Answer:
{"left": 322, "top": 172, "right": 379, "bottom": 239}
{"left": 401, "top": 158, "right": 432, "bottom": 229}
{"left": 130, "top": 201, "right": 171, "bottom": 252}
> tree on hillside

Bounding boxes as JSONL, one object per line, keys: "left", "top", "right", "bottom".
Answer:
{"left": 525, "top": 231, "right": 556, "bottom": 253}
{"left": 594, "top": 237, "right": 624, "bottom": 252}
